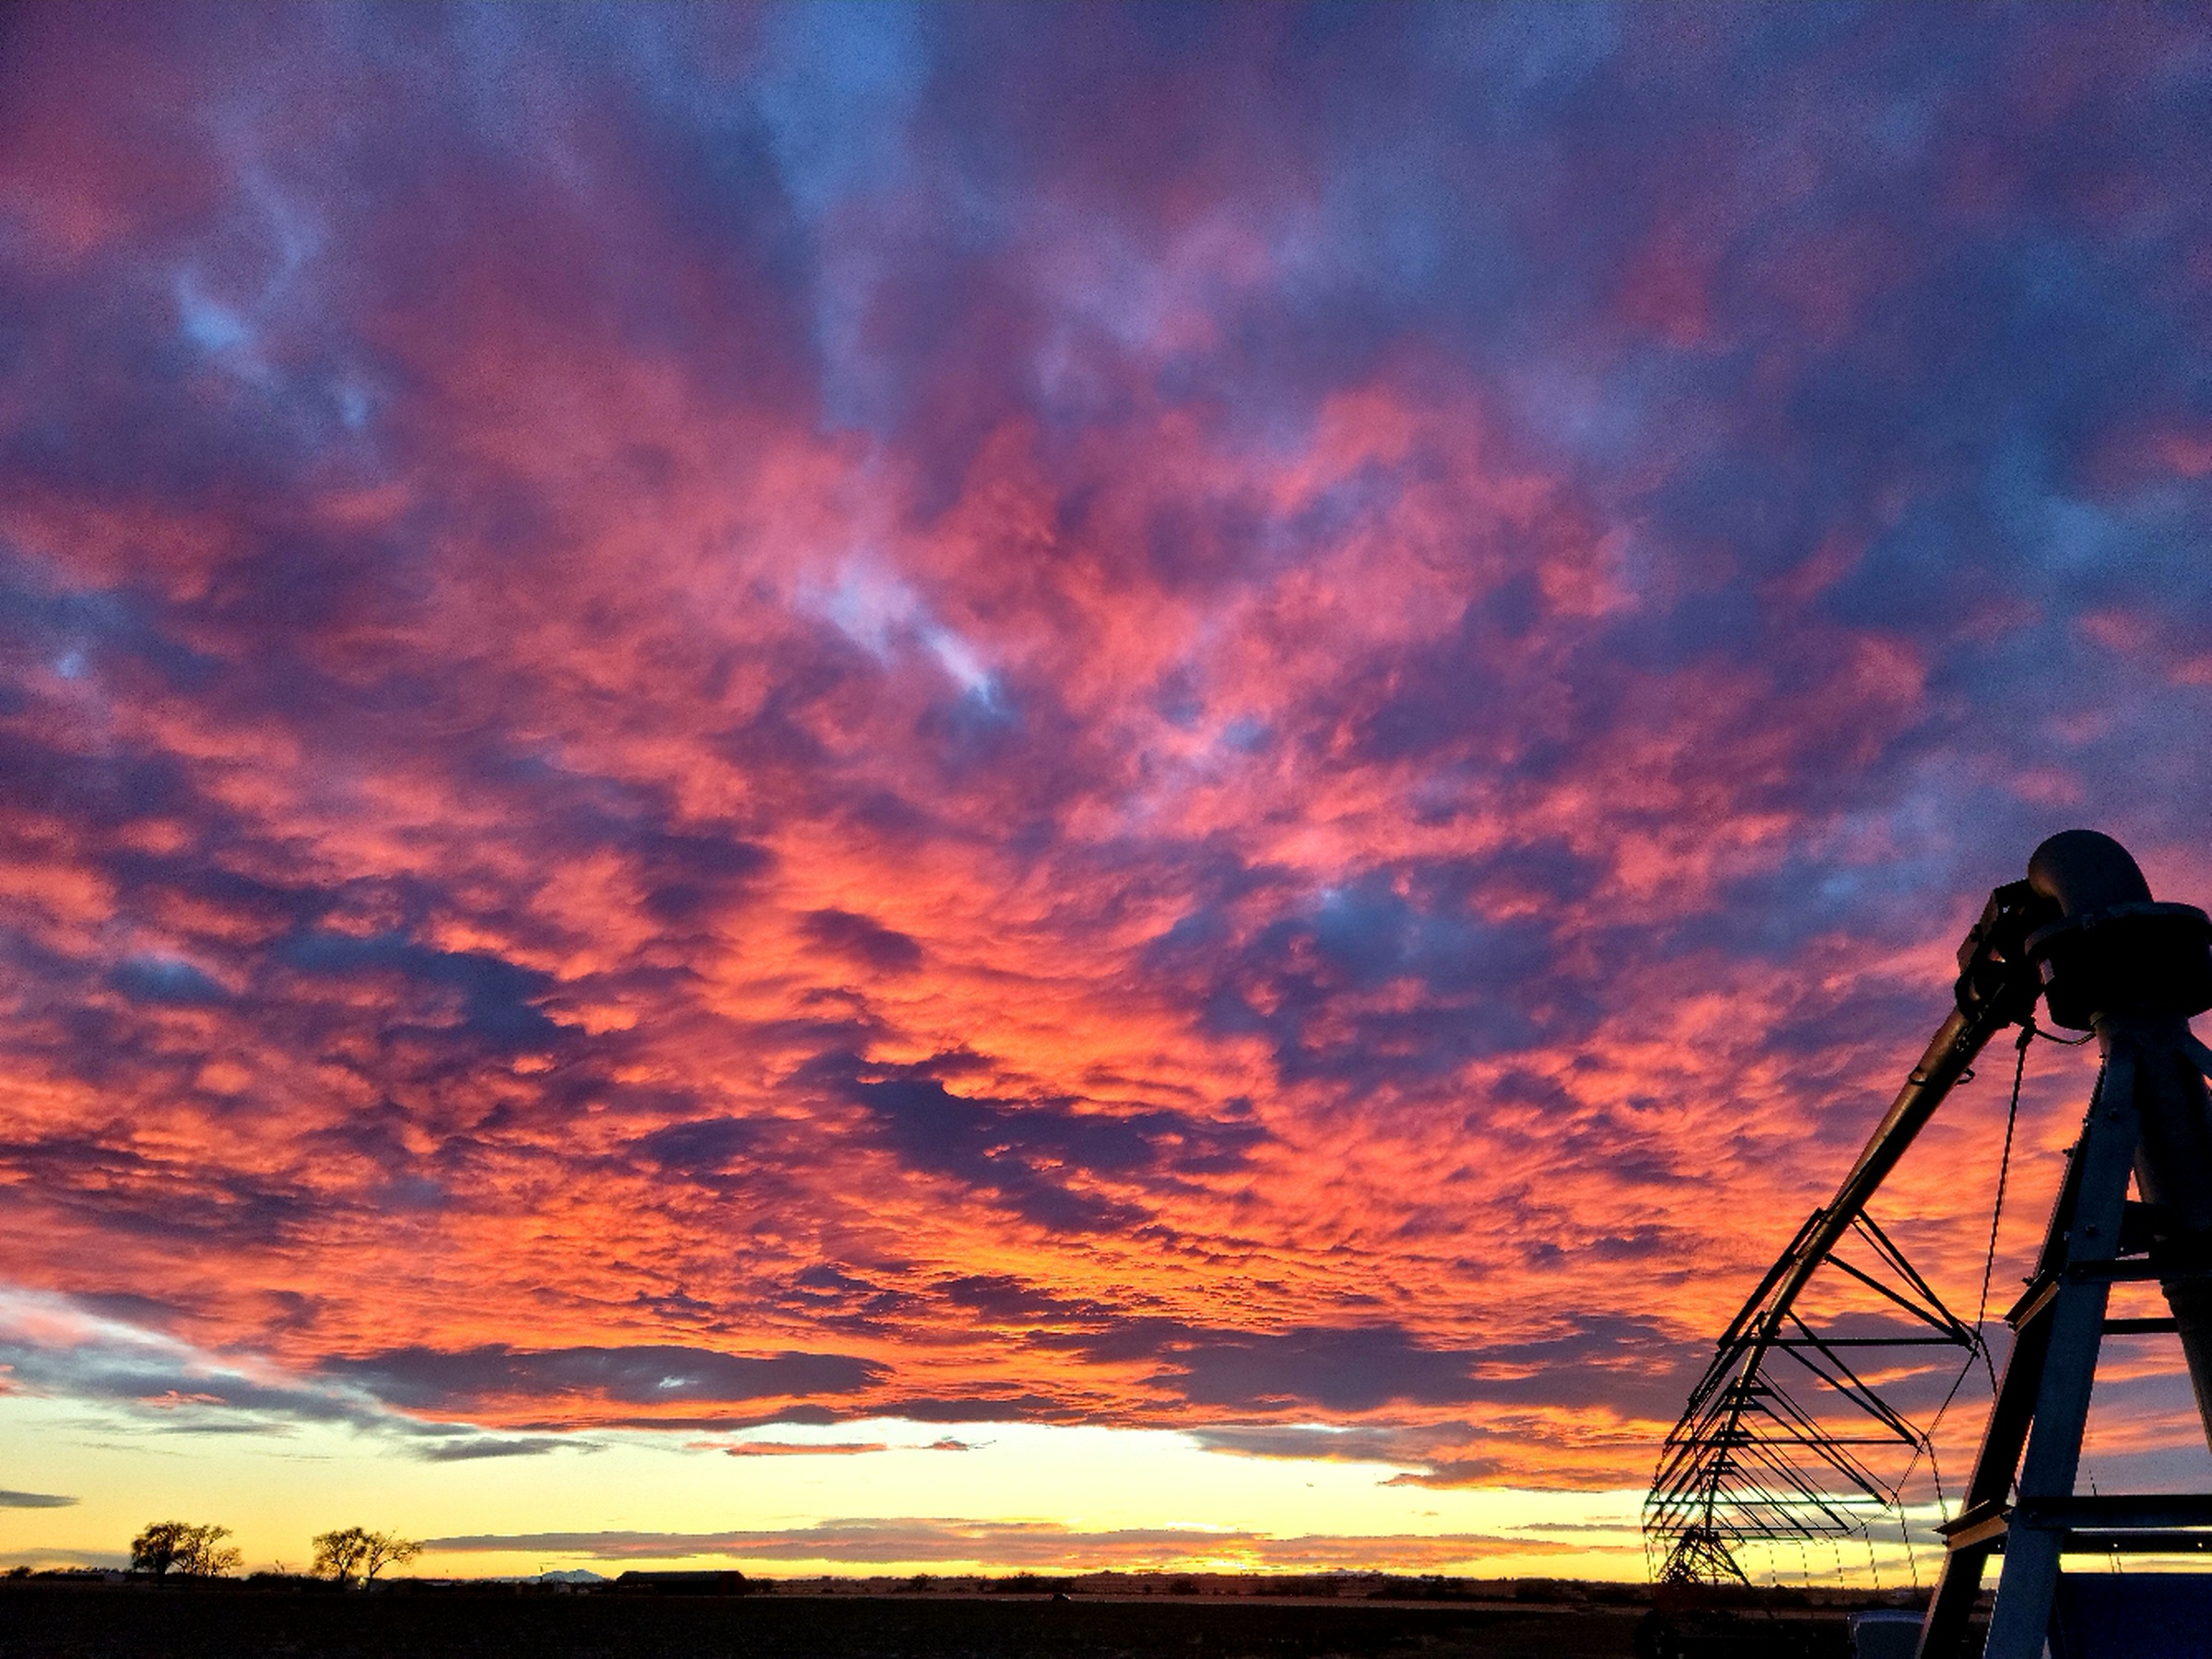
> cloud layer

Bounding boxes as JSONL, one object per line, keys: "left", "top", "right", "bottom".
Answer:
{"left": 421, "top": 1517, "right": 1571, "bottom": 1572}
{"left": 3, "top": 2, "right": 2211, "bottom": 1504}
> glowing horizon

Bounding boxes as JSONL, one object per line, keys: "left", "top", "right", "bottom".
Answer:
{"left": 5, "top": 2, "right": 2212, "bottom": 1584}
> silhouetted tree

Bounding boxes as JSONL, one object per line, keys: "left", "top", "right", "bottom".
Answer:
{"left": 131, "top": 1523, "right": 189, "bottom": 1578}
{"left": 312, "top": 1527, "right": 369, "bottom": 1583}
{"left": 131, "top": 1522, "right": 241, "bottom": 1579}
{"left": 360, "top": 1530, "right": 420, "bottom": 1583}
{"left": 181, "top": 1525, "right": 243, "bottom": 1578}
{"left": 312, "top": 1526, "right": 421, "bottom": 1585}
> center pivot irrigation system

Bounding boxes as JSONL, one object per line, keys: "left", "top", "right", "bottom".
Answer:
{"left": 1644, "top": 830, "right": 2212, "bottom": 1657}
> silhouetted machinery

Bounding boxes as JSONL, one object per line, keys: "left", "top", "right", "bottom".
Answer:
{"left": 1644, "top": 830, "right": 2212, "bottom": 1656}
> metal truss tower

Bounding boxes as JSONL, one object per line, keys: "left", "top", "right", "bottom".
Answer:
{"left": 1644, "top": 830, "right": 2212, "bottom": 1658}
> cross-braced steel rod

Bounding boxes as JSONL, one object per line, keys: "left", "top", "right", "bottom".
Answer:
{"left": 1644, "top": 830, "right": 2212, "bottom": 1658}
{"left": 1920, "top": 832, "right": 2212, "bottom": 1659}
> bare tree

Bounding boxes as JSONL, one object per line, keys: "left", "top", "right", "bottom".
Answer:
{"left": 312, "top": 1526, "right": 420, "bottom": 1586}
{"left": 131, "top": 1522, "right": 191, "bottom": 1579}
{"left": 179, "top": 1524, "right": 242, "bottom": 1578}
{"left": 360, "top": 1531, "right": 421, "bottom": 1583}
{"left": 131, "top": 1522, "right": 241, "bottom": 1579}
{"left": 312, "top": 1527, "right": 371, "bottom": 1584}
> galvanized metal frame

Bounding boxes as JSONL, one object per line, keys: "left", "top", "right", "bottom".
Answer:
{"left": 1919, "top": 1022, "right": 2212, "bottom": 1657}
{"left": 1642, "top": 833, "right": 2212, "bottom": 1659}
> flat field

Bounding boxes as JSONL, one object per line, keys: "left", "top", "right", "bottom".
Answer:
{"left": 0, "top": 1584, "right": 1683, "bottom": 1659}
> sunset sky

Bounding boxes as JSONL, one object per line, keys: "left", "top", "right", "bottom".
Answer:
{"left": 6, "top": 3, "right": 2212, "bottom": 1583}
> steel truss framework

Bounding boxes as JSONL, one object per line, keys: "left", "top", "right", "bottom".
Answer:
{"left": 1647, "top": 1209, "right": 1979, "bottom": 1583}
{"left": 1643, "top": 832, "right": 2212, "bottom": 1658}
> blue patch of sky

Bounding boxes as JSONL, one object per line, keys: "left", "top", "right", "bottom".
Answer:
{"left": 749, "top": 3, "right": 933, "bottom": 222}
{"left": 111, "top": 956, "right": 230, "bottom": 1006}
{"left": 745, "top": 6, "right": 952, "bottom": 434}
{"left": 174, "top": 277, "right": 254, "bottom": 356}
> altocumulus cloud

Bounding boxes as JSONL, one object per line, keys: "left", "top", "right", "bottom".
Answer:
{"left": 0, "top": 1, "right": 2208, "bottom": 1497}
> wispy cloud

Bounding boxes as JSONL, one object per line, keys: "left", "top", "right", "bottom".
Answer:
{"left": 0, "top": 1289, "right": 591, "bottom": 1462}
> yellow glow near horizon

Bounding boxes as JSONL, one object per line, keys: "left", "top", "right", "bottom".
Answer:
{"left": 0, "top": 1394, "right": 1644, "bottom": 1582}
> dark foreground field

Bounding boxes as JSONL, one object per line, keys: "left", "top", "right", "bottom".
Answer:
{"left": 0, "top": 1583, "right": 1763, "bottom": 1659}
